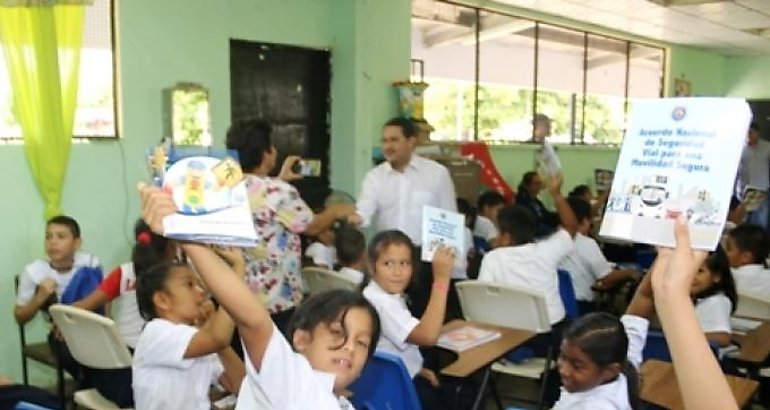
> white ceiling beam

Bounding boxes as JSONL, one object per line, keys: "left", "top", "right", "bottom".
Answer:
{"left": 587, "top": 47, "right": 661, "bottom": 70}
{"left": 423, "top": 15, "right": 534, "bottom": 48}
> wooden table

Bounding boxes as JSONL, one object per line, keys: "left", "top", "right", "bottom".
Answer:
{"left": 640, "top": 360, "right": 759, "bottom": 410}
{"left": 438, "top": 320, "right": 536, "bottom": 410}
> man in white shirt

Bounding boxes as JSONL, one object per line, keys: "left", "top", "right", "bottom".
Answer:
{"left": 351, "top": 117, "right": 457, "bottom": 315}
{"left": 735, "top": 122, "right": 770, "bottom": 230}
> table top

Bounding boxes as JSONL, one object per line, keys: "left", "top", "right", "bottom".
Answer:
{"left": 439, "top": 320, "right": 536, "bottom": 378}
{"left": 640, "top": 359, "right": 758, "bottom": 410}
{"left": 733, "top": 320, "right": 770, "bottom": 364}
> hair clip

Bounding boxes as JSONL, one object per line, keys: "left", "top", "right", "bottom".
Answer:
{"left": 137, "top": 231, "right": 152, "bottom": 246}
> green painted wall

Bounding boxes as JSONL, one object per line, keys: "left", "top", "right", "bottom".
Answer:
{"left": 668, "top": 45, "right": 727, "bottom": 97}
{"left": 0, "top": 0, "right": 409, "bottom": 383}
{"left": 724, "top": 56, "right": 770, "bottom": 98}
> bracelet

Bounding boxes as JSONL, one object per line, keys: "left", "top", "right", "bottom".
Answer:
{"left": 432, "top": 281, "right": 450, "bottom": 293}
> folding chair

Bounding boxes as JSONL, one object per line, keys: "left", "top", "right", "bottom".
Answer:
{"left": 13, "top": 275, "right": 66, "bottom": 405}
{"left": 348, "top": 351, "right": 422, "bottom": 410}
{"left": 735, "top": 291, "right": 770, "bottom": 320}
{"left": 301, "top": 266, "right": 359, "bottom": 294}
{"left": 48, "top": 304, "right": 133, "bottom": 409}
{"left": 455, "top": 281, "right": 552, "bottom": 410}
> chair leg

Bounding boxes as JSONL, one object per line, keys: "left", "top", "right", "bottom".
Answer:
{"left": 488, "top": 375, "right": 505, "bottom": 410}
{"left": 21, "top": 355, "right": 29, "bottom": 385}
{"left": 537, "top": 347, "right": 554, "bottom": 410}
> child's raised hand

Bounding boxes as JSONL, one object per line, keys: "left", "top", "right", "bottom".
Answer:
{"left": 212, "top": 246, "right": 246, "bottom": 278}
{"left": 138, "top": 183, "right": 177, "bottom": 235}
{"left": 431, "top": 245, "right": 455, "bottom": 281}
{"left": 547, "top": 171, "right": 564, "bottom": 196}
{"left": 650, "top": 216, "right": 707, "bottom": 303}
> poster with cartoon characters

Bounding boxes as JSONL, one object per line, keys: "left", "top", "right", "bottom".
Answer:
{"left": 599, "top": 98, "right": 751, "bottom": 250}
{"left": 159, "top": 156, "right": 258, "bottom": 247}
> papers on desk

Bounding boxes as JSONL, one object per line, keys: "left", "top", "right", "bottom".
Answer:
{"left": 731, "top": 317, "right": 762, "bottom": 334}
{"left": 437, "top": 325, "right": 501, "bottom": 352}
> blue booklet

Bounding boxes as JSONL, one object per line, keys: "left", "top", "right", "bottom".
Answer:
{"left": 599, "top": 98, "right": 751, "bottom": 250}
{"left": 149, "top": 145, "right": 258, "bottom": 247}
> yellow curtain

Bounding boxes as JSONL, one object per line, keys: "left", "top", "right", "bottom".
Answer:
{"left": 0, "top": 1, "right": 87, "bottom": 220}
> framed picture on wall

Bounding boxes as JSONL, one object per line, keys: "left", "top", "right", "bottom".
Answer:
{"left": 674, "top": 77, "right": 692, "bottom": 97}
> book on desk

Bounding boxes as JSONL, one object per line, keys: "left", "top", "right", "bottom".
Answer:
{"left": 437, "top": 325, "right": 501, "bottom": 352}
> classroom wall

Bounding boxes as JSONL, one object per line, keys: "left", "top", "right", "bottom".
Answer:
{"left": 0, "top": 0, "right": 409, "bottom": 383}
{"left": 724, "top": 56, "right": 770, "bottom": 98}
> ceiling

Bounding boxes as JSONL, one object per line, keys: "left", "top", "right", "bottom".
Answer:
{"left": 490, "top": 0, "right": 770, "bottom": 56}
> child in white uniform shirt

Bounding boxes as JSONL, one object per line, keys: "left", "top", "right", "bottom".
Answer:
{"left": 692, "top": 249, "right": 737, "bottom": 347}
{"left": 141, "top": 182, "right": 382, "bottom": 410}
{"left": 335, "top": 222, "right": 367, "bottom": 285}
{"left": 725, "top": 224, "right": 770, "bottom": 297}
{"left": 305, "top": 223, "right": 337, "bottom": 269}
{"left": 479, "top": 172, "right": 578, "bottom": 357}
{"left": 560, "top": 197, "right": 640, "bottom": 314}
{"left": 362, "top": 230, "right": 456, "bottom": 410}
{"left": 132, "top": 250, "right": 245, "bottom": 410}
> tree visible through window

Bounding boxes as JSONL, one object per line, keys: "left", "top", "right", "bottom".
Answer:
{"left": 0, "top": 0, "right": 116, "bottom": 139}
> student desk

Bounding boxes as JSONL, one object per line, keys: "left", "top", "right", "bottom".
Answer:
{"left": 439, "top": 320, "right": 536, "bottom": 410}
{"left": 640, "top": 359, "right": 759, "bottom": 410}
{"left": 732, "top": 319, "right": 770, "bottom": 378}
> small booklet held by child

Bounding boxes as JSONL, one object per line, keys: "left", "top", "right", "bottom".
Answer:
{"left": 437, "top": 325, "right": 501, "bottom": 352}
{"left": 148, "top": 144, "right": 258, "bottom": 247}
{"left": 536, "top": 141, "right": 561, "bottom": 177}
{"left": 421, "top": 206, "right": 465, "bottom": 267}
{"left": 599, "top": 98, "right": 752, "bottom": 250}
{"left": 742, "top": 186, "right": 767, "bottom": 212}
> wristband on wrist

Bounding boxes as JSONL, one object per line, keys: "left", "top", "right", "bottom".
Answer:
{"left": 432, "top": 281, "right": 450, "bottom": 293}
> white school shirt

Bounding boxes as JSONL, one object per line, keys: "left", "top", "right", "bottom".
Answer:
{"left": 16, "top": 252, "right": 100, "bottom": 306}
{"left": 338, "top": 267, "right": 365, "bottom": 285}
{"left": 236, "top": 324, "right": 355, "bottom": 409}
{"left": 98, "top": 263, "right": 144, "bottom": 348}
{"left": 695, "top": 293, "right": 732, "bottom": 334}
{"left": 473, "top": 215, "right": 498, "bottom": 241}
{"left": 355, "top": 155, "right": 457, "bottom": 245}
{"left": 478, "top": 229, "right": 574, "bottom": 324}
{"left": 559, "top": 233, "right": 613, "bottom": 302}
{"left": 732, "top": 264, "right": 770, "bottom": 297}
{"left": 305, "top": 242, "right": 337, "bottom": 269}
{"left": 132, "top": 318, "right": 223, "bottom": 410}
{"left": 551, "top": 315, "right": 648, "bottom": 410}
{"left": 362, "top": 281, "right": 423, "bottom": 378}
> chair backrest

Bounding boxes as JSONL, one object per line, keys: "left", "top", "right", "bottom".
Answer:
{"left": 642, "top": 330, "right": 719, "bottom": 362}
{"left": 349, "top": 351, "right": 422, "bottom": 410}
{"left": 456, "top": 280, "right": 551, "bottom": 333}
{"left": 48, "top": 304, "right": 132, "bottom": 369}
{"left": 557, "top": 269, "right": 579, "bottom": 320}
{"left": 735, "top": 291, "right": 770, "bottom": 320}
{"left": 302, "top": 267, "right": 358, "bottom": 294}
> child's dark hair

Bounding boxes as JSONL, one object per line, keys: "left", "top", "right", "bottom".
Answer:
{"left": 46, "top": 215, "right": 81, "bottom": 238}
{"left": 367, "top": 230, "right": 417, "bottom": 267}
{"left": 563, "top": 312, "right": 639, "bottom": 410}
{"left": 225, "top": 119, "right": 273, "bottom": 172}
{"left": 728, "top": 224, "right": 769, "bottom": 264}
{"left": 383, "top": 117, "right": 417, "bottom": 138}
{"left": 477, "top": 190, "right": 505, "bottom": 212}
{"left": 697, "top": 247, "right": 738, "bottom": 313}
{"left": 497, "top": 205, "right": 537, "bottom": 245}
{"left": 567, "top": 196, "right": 592, "bottom": 223}
{"left": 135, "top": 261, "right": 186, "bottom": 321}
{"left": 517, "top": 171, "right": 539, "bottom": 194}
{"left": 568, "top": 184, "right": 591, "bottom": 199}
{"left": 456, "top": 198, "right": 477, "bottom": 228}
{"left": 336, "top": 222, "right": 366, "bottom": 267}
{"left": 133, "top": 219, "right": 170, "bottom": 276}
{"left": 287, "top": 289, "right": 381, "bottom": 359}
